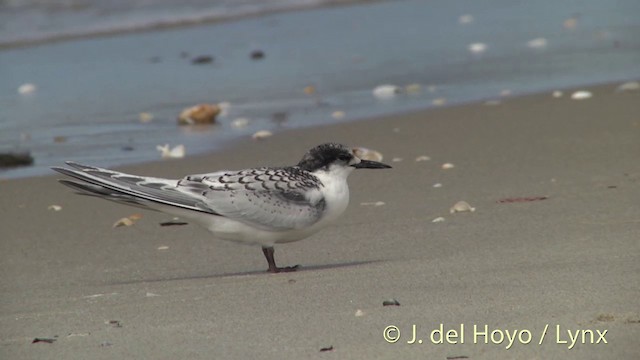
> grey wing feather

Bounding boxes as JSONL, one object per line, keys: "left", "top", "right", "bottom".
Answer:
{"left": 52, "top": 162, "right": 218, "bottom": 214}
{"left": 186, "top": 167, "right": 326, "bottom": 231}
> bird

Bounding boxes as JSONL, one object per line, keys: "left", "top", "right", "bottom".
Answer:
{"left": 52, "top": 143, "right": 391, "bottom": 273}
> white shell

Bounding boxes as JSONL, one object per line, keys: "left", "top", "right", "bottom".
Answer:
{"left": 415, "top": 155, "right": 431, "bottom": 162}
{"left": 432, "top": 217, "right": 446, "bottom": 223}
{"left": 331, "top": 111, "right": 346, "bottom": 120}
{"left": 616, "top": 81, "right": 640, "bottom": 92}
{"left": 353, "top": 147, "right": 383, "bottom": 162}
{"left": 47, "top": 205, "right": 62, "bottom": 211}
{"left": 432, "top": 183, "right": 443, "bottom": 188}
{"left": 18, "top": 83, "right": 37, "bottom": 95}
{"left": 432, "top": 97, "right": 447, "bottom": 106}
{"left": 441, "top": 163, "right": 455, "bottom": 170}
{"left": 360, "top": 201, "right": 385, "bottom": 207}
{"left": 156, "top": 144, "right": 185, "bottom": 159}
{"left": 157, "top": 246, "right": 169, "bottom": 250}
{"left": 113, "top": 217, "right": 135, "bottom": 228}
{"left": 468, "top": 42, "right": 487, "bottom": 54}
{"left": 231, "top": 117, "right": 249, "bottom": 128}
{"left": 252, "top": 130, "right": 273, "bottom": 140}
{"left": 571, "top": 91, "right": 592, "bottom": 100}
{"left": 355, "top": 309, "right": 365, "bottom": 317}
{"left": 527, "top": 37, "right": 548, "bottom": 49}
{"left": 373, "top": 85, "right": 401, "bottom": 99}
{"left": 449, "top": 201, "right": 476, "bottom": 214}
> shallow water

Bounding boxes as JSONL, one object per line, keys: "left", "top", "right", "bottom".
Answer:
{"left": 1, "top": 0, "right": 639, "bottom": 178}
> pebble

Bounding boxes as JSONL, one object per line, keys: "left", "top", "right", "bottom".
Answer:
{"left": 450, "top": 201, "right": 476, "bottom": 214}
{"left": 177, "top": 104, "right": 220, "bottom": 125}
{"left": 441, "top": 163, "right": 455, "bottom": 170}
{"left": 48, "top": 205, "right": 62, "bottom": 211}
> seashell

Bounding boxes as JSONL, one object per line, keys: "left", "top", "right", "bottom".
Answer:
{"left": 458, "top": 14, "right": 474, "bottom": 24}
{"left": 157, "top": 246, "right": 169, "bottom": 250}
{"left": 355, "top": 309, "right": 365, "bottom": 317}
{"left": 526, "top": 37, "right": 548, "bottom": 49}
{"left": 156, "top": 144, "right": 185, "bottom": 159}
{"left": 252, "top": 130, "right": 273, "bottom": 140}
{"left": 331, "top": 111, "right": 345, "bottom": 120}
{"left": 449, "top": 201, "right": 476, "bottom": 214}
{"left": 113, "top": 217, "right": 134, "bottom": 228}
{"left": 383, "top": 299, "right": 400, "bottom": 306}
{"left": 441, "top": 163, "right": 455, "bottom": 170}
{"left": 353, "top": 147, "right": 383, "bottom": 162}
{"left": 404, "top": 83, "right": 422, "bottom": 94}
{"left": 360, "top": 201, "right": 385, "bottom": 206}
{"left": 303, "top": 85, "right": 316, "bottom": 95}
{"left": 18, "top": 83, "right": 37, "bottom": 95}
{"left": 432, "top": 97, "right": 447, "bottom": 106}
{"left": 432, "top": 217, "right": 445, "bottom": 223}
{"left": 433, "top": 183, "right": 442, "bottom": 188}
{"left": 468, "top": 42, "right": 487, "bottom": 54}
{"left": 616, "top": 81, "right": 640, "bottom": 92}
{"left": 139, "top": 112, "right": 154, "bottom": 123}
{"left": 231, "top": 117, "right": 249, "bottom": 128}
{"left": 415, "top": 155, "right": 431, "bottom": 162}
{"left": 571, "top": 91, "right": 592, "bottom": 100}
{"left": 552, "top": 90, "right": 563, "bottom": 98}
{"left": 48, "top": 205, "right": 62, "bottom": 211}
{"left": 373, "top": 85, "right": 401, "bottom": 99}
{"left": 177, "top": 104, "right": 220, "bottom": 125}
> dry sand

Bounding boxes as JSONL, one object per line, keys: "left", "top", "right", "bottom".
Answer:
{"left": 1, "top": 84, "right": 639, "bottom": 359}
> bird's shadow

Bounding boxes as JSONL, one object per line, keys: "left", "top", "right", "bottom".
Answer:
{"left": 110, "top": 260, "right": 382, "bottom": 286}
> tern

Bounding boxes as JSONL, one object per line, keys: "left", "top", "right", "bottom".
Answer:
{"left": 52, "top": 143, "right": 391, "bottom": 273}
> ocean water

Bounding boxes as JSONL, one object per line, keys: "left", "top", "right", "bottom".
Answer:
{"left": 1, "top": 0, "right": 639, "bottom": 178}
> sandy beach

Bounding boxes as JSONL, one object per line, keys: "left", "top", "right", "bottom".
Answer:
{"left": 1, "top": 83, "right": 639, "bottom": 359}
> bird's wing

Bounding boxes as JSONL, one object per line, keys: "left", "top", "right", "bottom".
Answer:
{"left": 52, "top": 162, "right": 217, "bottom": 214}
{"left": 180, "top": 167, "right": 326, "bottom": 231}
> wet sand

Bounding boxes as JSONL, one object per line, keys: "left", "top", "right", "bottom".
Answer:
{"left": 1, "top": 83, "right": 639, "bottom": 359}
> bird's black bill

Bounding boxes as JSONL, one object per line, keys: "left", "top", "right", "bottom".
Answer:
{"left": 352, "top": 160, "right": 392, "bottom": 169}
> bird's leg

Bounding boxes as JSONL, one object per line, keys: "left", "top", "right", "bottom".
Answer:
{"left": 261, "top": 246, "right": 299, "bottom": 273}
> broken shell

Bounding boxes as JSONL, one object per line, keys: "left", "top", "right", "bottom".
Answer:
{"left": 252, "top": 130, "right": 273, "bottom": 140}
{"left": 18, "top": 83, "right": 37, "bottom": 95}
{"left": 353, "top": 147, "right": 383, "bottom": 162}
{"left": 449, "top": 201, "right": 476, "bottom": 214}
{"left": 139, "top": 112, "right": 154, "bottom": 123}
{"left": 432, "top": 97, "right": 447, "bottom": 106}
{"left": 458, "top": 14, "right": 474, "bottom": 24}
{"left": 113, "top": 217, "right": 135, "bottom": 228}
{"left": 157, "top": 246, "right": 169, "bottom": 250}
{"left": 415, "top": 155, "right": 431, "bottom": 162}
{"left": 552, "top": 90, "right": 563, "bottom": 98}
{"left": 441, "top": 163, "right": 455, "bottom": 170}
{"left": 432, "top": 217, "right": 446, "bottom": 223}
{"left": 177, "top": 104, "right": 220, "bottom": 125}
{"left": 468, "top": 42, "right": 487, "bottom": 54}
{"left": 383, "top": 299, "right": 400, "bottom": 306}
{"left": 231, "top": 117, "right": 249, "bottom": 128}
{"left": 355, "top": 309, "right": 365, "bottom": 317}
{"left": 571, "top": 90, "right": 592, "bottom": 100}
{"left": 616, "top": 81, "right": 640, "bottom": 92}
{"left": 331, "top": 111, "right": 346, "bottom": 120}
{"left": 156, "top": 144, "right": 185, "bottom": 159}
{"left": 47, "top": 205, "right": 62, "bottom": 211}
{"left": 373, "top": 85, "right": 401, "bottom": 99}
{"left": 526, "top": 37, "right": 548, "bottom": 49}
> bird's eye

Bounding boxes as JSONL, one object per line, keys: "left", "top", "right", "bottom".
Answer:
{"left": 338, "top": 154, "right": 351, "bottom": 162}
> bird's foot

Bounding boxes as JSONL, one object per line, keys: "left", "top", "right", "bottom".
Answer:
{"left": 267, "top": 264, "right": 300, "bottom": 273}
